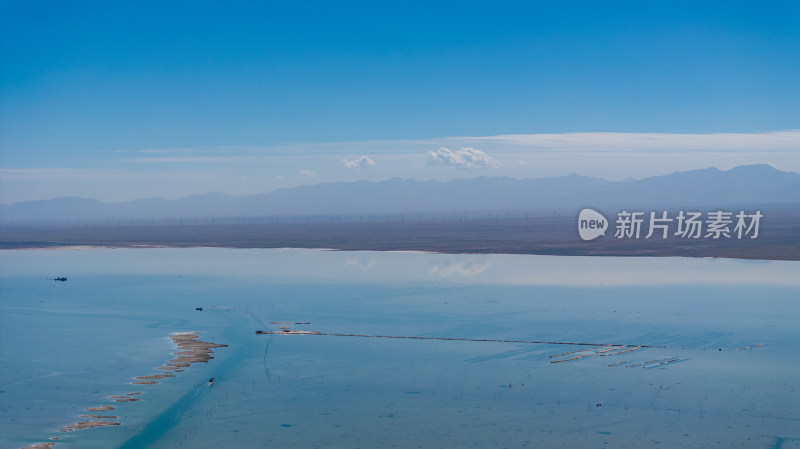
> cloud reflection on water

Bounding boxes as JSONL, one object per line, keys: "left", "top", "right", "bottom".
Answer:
{"left": 2, "top": 248, "right": 797, "bottom": 287}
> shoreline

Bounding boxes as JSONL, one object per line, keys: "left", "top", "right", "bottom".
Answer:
{"left": 1, "top": 242, "right": 797, "bottom": 261}
{"left": 2, "top": 214, "right": 797, "bottom": 260}
{"left": 23, "top": 332, "right": 227, "bottom": 449}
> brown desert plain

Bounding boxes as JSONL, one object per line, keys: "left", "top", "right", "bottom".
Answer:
{"left": 2, "top": 207, "right": 798, "bottom": 260}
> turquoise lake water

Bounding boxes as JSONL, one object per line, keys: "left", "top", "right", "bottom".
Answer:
{"left": 1, "top": 248, "right": 798, "bottom": 448}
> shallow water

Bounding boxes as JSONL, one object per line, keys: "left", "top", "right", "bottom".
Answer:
{"left": 1, "top": 248, "right": 798, "bottom": 448}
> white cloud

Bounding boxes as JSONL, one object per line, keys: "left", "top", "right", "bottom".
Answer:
{"left": 126, "top": 156, "right": 265, "bottom": 163}
{"left": 0, "top": 168, "right": 127, "bottom": 180}
{"left": 139, "top": 148, "right": 195, "bottom": 154}
{"left": 119, "top": 130, "right": 800, "bottom": 157}
{"left": 426, "top": 147, "right": 499, "bottom": 170}
{"left": 299, "top": 169, "right": 318, "bottom": 178}
{"left": 343, "top": 155, "right": 376, "bottom": 169}
{"left": 4, "top": 130, "right": 798, "bottom": 204}
{"left": 468, "top": 130, "right": 800, "bottom": 152}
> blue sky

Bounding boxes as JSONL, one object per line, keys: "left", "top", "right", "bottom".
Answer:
{"left": 1, "top": 0, "right": 798, "bottom": 203}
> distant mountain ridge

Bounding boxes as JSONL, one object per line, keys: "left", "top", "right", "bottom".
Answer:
{"left": 1, "top": 164, "right": 798, "bottom": 224}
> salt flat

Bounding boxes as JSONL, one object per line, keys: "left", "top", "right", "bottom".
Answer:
{"left": 1, "top": 248, "right": 797, "bottom": 448}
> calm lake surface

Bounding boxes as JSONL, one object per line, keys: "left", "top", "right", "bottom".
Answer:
{"left": 1, "top": 248, "right": 798, "bottom": 448}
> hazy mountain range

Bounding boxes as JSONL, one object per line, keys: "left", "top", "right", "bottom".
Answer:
{"left": 2, "top": 164, "right": 798, "bottom": 224}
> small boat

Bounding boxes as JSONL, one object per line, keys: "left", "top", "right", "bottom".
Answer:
{"left": 208, "top": 377, "right": 215, "bottom": 384}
